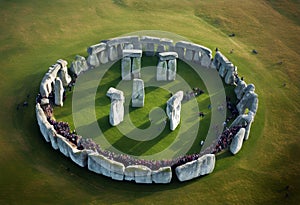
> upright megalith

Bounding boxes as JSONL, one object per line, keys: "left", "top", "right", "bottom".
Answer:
{"left": 140, "top": 36, "right": 160, "bottom": 56}
{"left": 132, "top": 79, "right": 145, "bottom": 107}
{"left": 225, "top": 64, "right": 237, "bottom": 85}
{"left": 106, "top": 87, "right": 125, "bottom": 126}
{"left": 57, "top": 59, "right": 71, "bottom": 87}
{"left": 231, "top": 111, "right": 255, "bottom": 141}
{"left": 152, "top": 166, "right": 172, "bottom": 184}
{"left": 166, "top": 91, "right": 184, "bottom": 131}
{"left": 175, "top": 154, "right": 215, "bottom": 182}
{"left": 70, "top": 55, "right": 88, "bottom": 75}
{"left": 87, "top": 42, "right": 107, "bottom": 67}
{"left": 54, "top": 77, "right": 64, "bottom": 106}
{"left": 230, "top": 128, "right": 246, "bottom": 155}
{"left": 235, "top": 78, "right": 247, "bottom": 100}
{"left": 157, "top": 52, "right": 178, "bottom": 81}
{"left": 121, "top": 57, "right": 132, "bottom": 80}
{"left": 236, "top": 84, "right": 258, "bottom": 115}
{"left": 121, "top": 49, "right": 142, "bottom": 80}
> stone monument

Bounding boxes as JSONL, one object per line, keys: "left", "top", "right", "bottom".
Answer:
{"left": 106, "top": 87, "right": 125, "bottom": 126}
{"left": 132, "top": 79, "right": 145, "bottom": 107}
{"left": 166, "top": 91, "right": 184, "bottom": 131}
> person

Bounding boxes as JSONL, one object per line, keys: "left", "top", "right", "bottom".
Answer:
{"left": 200, "top": 140, "right": 204, "bottom": 146}
{"left": 23, "top": 101, "right": 28, "bottom": 107}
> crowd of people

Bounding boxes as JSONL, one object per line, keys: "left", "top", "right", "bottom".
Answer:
{"left": 36, "top": 69, "right": 245, "bottom": 171}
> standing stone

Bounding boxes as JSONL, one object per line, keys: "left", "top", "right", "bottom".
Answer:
{"left": 230, "top": 128, "right": 246, "bottom": 155}
{"left": 225, "top": 64, "right": 237, "bottom": 85}
{"left": 132, "top": 57, "right": 141, "bottom": 78}
{"left": 193, "top": 51, "right": 201, "bottom": 63}
{"left": 175, "top": 154, "right": 215, "bottom": 182}
{"left": 58, "top": 60, "right": 72, "bottom": 87}
{"left": 132, "top": 79, "right": 145, "bottom": 107}
{"left": 235, "top": 78, "right": 247, "bottom": 100}
{"left": 87, "top": 43, "right": 106, "bottom": 68}
{"left": 98, "top": 50, "right": 109, "bottom": 64}
{"left": 185, "top": 49, "right": 194, "bottom": 61}
{"left": 108, "top": 45, "right": 118, "bottom": 61}
{"left": 168, "top": 59, "right": 177, "bottom": 81}
{"left": 156, "top": 44, "right": 165, "bottom": 54}
{"left": 230, "top": 111, "right": 255, "bottom": 141}
{"left": 236, "top": 84, "right": 258, "bottom": 114}
{"left": 151, "top": 167, "right": 172, "bottom": 184}
{"left": 200, "top": 52, "right": 212, "bottom": 68}
{"left": 121, "top": 57, "right": 132, "bottom": 80}
{"left": 106, "top": 87, "right": 125, "bottom": 126}
{"left": 157, "top": 52, "right": 178, "bottom": 81}
{"left": 218, "top": 63, "right": 228, "bottom": 78}
{"left": 54, "top": 77, "right": 64, "bottom": 106}
{"left": 166, "top": 91, "right": 184, "bottom": 131}
{"left": 70, "top": 55, "right": 88, "bottom": 75}
{"left": 156, "top": 60, "right": 168, "bottom": 81}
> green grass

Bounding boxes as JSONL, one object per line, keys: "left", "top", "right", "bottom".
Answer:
{"left": 0, "top": 0, "right": 300, "bottom": 204}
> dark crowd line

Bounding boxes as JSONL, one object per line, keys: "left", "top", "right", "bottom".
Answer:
{"left": 36, "top": 70, "right": 243, "bottom": 171}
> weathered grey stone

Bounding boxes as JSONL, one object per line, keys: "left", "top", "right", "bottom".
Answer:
{"left": 141, "top": 36, "right": 160, "bottom": 56}
{"left": 98, "top": 50, "right": 109, "bottom": 64}
{"left": 122, "top": 49, "right": 142, "bottom": 58}
{"left": 175, "top": 154, "right": 215, "bottom": 182}
{"left": 108, "top": 45, "right": 118, "bottom": 61}
{"left": 158, "top": 52, "right": 178, "bottom": 61}
{"left": 69, "top": 147, "right": 90, "bottom": 167}
{"left": 58, "top": 61, "right": 72, "bottom": 87}
{"left": 166, "top": 91, "right": 184, "bottom": 131}
{"left": 110, "top": 159, "right": 125, "bottom": 181}
{"left": 40, "top": 76, "right": 52, "bottom": 97}
{"left": 124, "top": 43, "right": 134, "bottom": 50}
{"left": 156, "top": 60, "right": 168, "bottom": 81}
{"left": 193, "top": 51, "right": 201, "bottom": 63}
{"left": 106, "top": 87, "right": 125, "bottom": 126}
{"left": 235, "top": 78, "right": 247, "bottom": 100}
{"left": 168, "top": 59, "right": 177, "bottom": 81}
{"left": 47, "top": 125, "right": 58, "bottom": 150}
{"left": 211, "top": 51, "right": 229, "bottom": 70}
{"left": 200, "top": 54, "right": 212, "bottom": 68}
{"left": 121, "top": 57, "right": 132, "bottom": 80}
{"left": 124, "top": 165, "right": 152, "bottom": 183}
{"left": 88, "top": 153, "right": 103, "bottom": 174}
{"left": 225, "top": 64, "right": 237, "bottom": 85}
{"left": 237, "top": 84, "right": 258, "bottom": 114}
{"left": 151, "top": 167, "right": 172, "bottom": 184}
{"left": 36, "top": 103, "right": 50, "bottom": 142}
{"left": 185, "top": 49, "right": 194, "bottom": 61}
{"left": 70, "top": 55, "right": 88, "bottom": 75}
{"left": 132, "top": 57, "right": 141, "bottom": 78}
{"left": 87, "top": 43, "right": 106, "bottom": 55}
{"left": 231, "top": 111, "right": 255, "bottom": 141}
{"left": 132, "top": 79, "right": 145, "bottom": 107}
{"left": 159, "top": 38, "right": 174, "bottom": 51}
{"left": 87, "top": 54, "right": 100, "bottom": 68}
{"left": 107, "top": 36, "right": 140, "bottom": 48}
{"left": 156, "top": 44, "right": 165, "bottom": 54}
{"left": 218, "top": 63, "right": 228, "bottom": 78}
{"left": 175, "top": 46, "right": 185, "bottom": 58}
{"left": 56, "top": 134, "right": 73, "bottom": 157}
{"left": 230, "top": 128, "right": 246, "bottom": 155}
{"left": 54, "top": 77, "right": 64, "bottom": 106}
{"left": 124, "top": 165, "right": 135, "bottom": 181}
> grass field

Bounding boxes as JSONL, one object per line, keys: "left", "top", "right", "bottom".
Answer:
{"left": 0, "top": 0, "right": 299, "bottom": 204}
